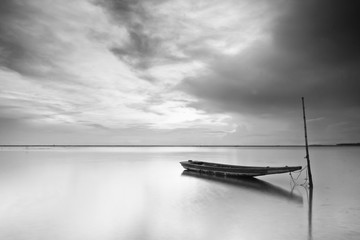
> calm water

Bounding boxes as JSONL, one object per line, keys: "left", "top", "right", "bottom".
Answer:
{"left": 0, "top": 147, "right": 359, "bottom": 240}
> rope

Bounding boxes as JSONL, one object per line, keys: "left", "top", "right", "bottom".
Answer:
{"left": 289, "top": 163, "right": 310, "bottom": 188}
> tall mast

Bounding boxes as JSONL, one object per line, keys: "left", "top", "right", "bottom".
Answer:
{"left": 302, "top": 97, "right": 313, "bottom": 188}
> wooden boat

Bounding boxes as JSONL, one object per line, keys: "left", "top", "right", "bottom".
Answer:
{"left": 180, "top": 160, "right": 302, "bottom": 177}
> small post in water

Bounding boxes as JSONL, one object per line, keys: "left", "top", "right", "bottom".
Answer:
{"left": 302, "top": 97, "right": 314, "bottom": 188}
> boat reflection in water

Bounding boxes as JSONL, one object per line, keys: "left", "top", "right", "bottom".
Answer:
{"left": 181, "top": 170, "right": 303, "bottom": 204}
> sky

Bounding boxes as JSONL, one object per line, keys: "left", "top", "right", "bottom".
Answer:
{"left": 0, "top": 0, "right": 360, "bottom": 145}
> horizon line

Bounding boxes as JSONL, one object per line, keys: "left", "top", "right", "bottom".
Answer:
{"left": 1, "top": 143, "right": 359, "bottom": 147}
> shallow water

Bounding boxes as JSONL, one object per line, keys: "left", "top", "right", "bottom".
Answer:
{"left": 0, "top": 146, "right": 359, "bottom": 240}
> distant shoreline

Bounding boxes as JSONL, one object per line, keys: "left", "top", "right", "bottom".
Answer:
{"left": 1, "top": 143, "right": 359, "bottom": 147}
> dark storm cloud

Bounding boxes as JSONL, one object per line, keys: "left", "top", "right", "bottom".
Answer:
{"left": 180, "top": 0, "right": 360, "bottom": 117}
{"left": 0, "top": 0, "right": 46, "bottom": 76}
{"left": 110, "top": 29, "right": 162, "bottom": 69}
{"left": 95, "top": 0, "right": 222, "bottom": 72}
{"left": 104, "top": 0, "right": 158, "bottom": 67}
{"left": 274, "top": 0, "right": 360, "bottom": 66}
{"left": 0, "top": 0, "right": 78, "bottom": 81}
{"left": 0, "top": 0, "right": 30, "bottom": 73}
{"left": 95, "top": 0, "right": 175, "bottom": 70}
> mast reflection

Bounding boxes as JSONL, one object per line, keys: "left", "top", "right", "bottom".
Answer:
{"left": 308, "top": 187, "right": 313, "bottom": 240}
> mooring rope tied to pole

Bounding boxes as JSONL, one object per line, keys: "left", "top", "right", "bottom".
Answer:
{"left": 289, "top": 165, "right": 309, "bottom": 187}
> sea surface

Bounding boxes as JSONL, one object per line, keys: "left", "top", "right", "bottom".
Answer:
{"left": 0, "top": 146, "right": 359, "bottom": 240}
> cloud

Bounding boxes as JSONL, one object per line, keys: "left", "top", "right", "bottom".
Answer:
{"left": 95, "top": 0, "right": 277, "bottom": 71}
{"left": 1, "top": 0, "right": 359, "bottom": 144}
{"left": 0, "top": 0, "right": 71, "bottom": 78}
{"left": 0, "top": 0, "right": 240, "bottom": 145}
{"left": 94, "top": 0, "right": 179, "bottom": 70}
{"left": 173, "top": 0, "right": 360, "bottom": 144}
{"left": 274, "top": 0, "right": 360, "bottom": 66}
{"left": 179, "top": 0, "right": 360, "bottom": 116}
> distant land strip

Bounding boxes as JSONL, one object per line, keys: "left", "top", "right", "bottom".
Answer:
{"left": 1, "top": 143, "right": 359, "bottom": 147}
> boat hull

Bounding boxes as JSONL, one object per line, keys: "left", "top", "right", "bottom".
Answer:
{"left": 180, "top": 160, "right": 302, "bottom": 177}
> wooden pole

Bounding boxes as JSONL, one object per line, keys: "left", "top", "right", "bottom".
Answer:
{"left": 302, "top": 97, "right": 314, "bottom": 188}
